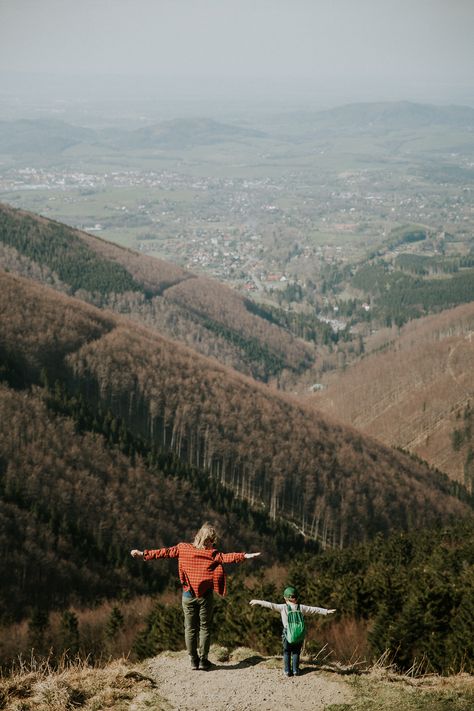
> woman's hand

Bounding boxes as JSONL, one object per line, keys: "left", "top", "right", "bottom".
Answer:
{"left": 249, "top": 599, "right": 259, "bottom": 605}
{"left": 244, "top": 552, "right": 261, "bottom": 559}
{"left": 326, "top": 609, "right": 336, "bottom": 614}
{"left": 130, "top": 549, "right": 144, "bottom": 558}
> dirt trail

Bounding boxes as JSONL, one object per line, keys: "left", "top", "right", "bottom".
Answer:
{"left": 142, "top": 648, "right": 353, "bottom": 711}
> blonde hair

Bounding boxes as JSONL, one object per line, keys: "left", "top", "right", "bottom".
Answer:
{"left": 193, "top": 522, "right": 218, "bottom": 549}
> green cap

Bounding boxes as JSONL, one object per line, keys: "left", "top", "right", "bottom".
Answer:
{"left": 283, "top": 586, "right": 297, "bottom": 598}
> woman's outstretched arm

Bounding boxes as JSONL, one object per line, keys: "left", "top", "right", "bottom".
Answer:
{"left": 130, "top": 546, "right": 180, "bottom": 560}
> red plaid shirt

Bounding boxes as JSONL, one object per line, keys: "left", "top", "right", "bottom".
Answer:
{"left": 143, "top": 542, "right": 246, "bottom": 597}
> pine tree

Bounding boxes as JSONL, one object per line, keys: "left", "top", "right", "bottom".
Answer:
{"left": 28, "top": 608, "right": 50, "bottom": 656}
{"left": 60, "top": 610, "right": 80, "bottom": 657}
{"left": 106, "top": 606, "right": 125, "bottom": 640}
{"left": 447, "top": 567, "right": 474, "bottom": 673}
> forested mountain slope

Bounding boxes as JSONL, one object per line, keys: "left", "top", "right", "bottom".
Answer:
{"left": 311, "top": 303, "right": 474, "bottom": 486}
{"left": 0, "top": 377, "right": 302, "bottom": 624}
{"left": 1, "top": 270, "right": 470, "bottom": 553}
{"left": 0, "top": 202, "right": 313, "bottom": 381}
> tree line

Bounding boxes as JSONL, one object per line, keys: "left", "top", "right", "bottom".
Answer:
{"left": 396, "top": 253, "right": 474, "bottom": 276}
{"left": 352, "top": 262, "right": 474, "bottom": 327}
{"left": 244, "top": 299, "right": 340, "bottom": 347}
{"left": 0, "top": 206, "right": 141, "bottom": 295}
{"left": 4, "top": 504, "right": 474, "bottom": 675}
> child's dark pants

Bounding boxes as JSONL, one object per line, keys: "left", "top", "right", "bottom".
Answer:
{"left": 282, "top": 632, "right": 303, "bottom": 675}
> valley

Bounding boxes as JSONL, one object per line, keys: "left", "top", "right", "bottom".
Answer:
{"left": 1, "top": 101, "right": 473, "bottom": 486}
{"left": 0, "top": 98, "right": 473, "bottom": 679}
{"left": 1, "top": 104, "right": 472, "bottom": 313}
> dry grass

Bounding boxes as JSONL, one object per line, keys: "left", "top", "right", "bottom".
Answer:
{"left": 0, "top": 649, "right": 473, "bottom": 711}
{"left": 0, "top": 656, "right": 167, "bottom": 711}
{"left": 345, "top": 669, "right": 474, "bottom": 711}
{"left": 322, "top": 652, "right": 474, "bottom": 711}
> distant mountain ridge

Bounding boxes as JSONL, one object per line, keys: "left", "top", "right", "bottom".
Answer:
{"left": 1, "top": 101, "right": 473, "bottom": 156}
{"left": 0, "top": 116, "right": 266, "bottom": 155}
{"left": 0, "top": 118, "right": 95, "bottom": 154}
{"left": 311, "top": 101, "right": 474, "bottom": 131}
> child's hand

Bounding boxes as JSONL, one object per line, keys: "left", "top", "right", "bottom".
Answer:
{"left": 326, "top": 609, "right": 336, "bottom": 614}
{"left": 249, "top": 600, "right": 258, "bottom": 606}
{"left": 244, "top": 552, "right": 261, "bottom": 559}
{"left": 130, "top": 549, "right": 144, "bottom": 558}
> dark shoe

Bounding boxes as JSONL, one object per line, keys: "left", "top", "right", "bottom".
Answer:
{"left": 191, "top": 657, "right": 199, "bottom": 670}
{"left": 199, "top": 658, "right": 214, "bottom": 671}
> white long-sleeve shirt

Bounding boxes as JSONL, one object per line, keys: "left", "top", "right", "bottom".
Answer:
{"left": 251, "top": 599, "right": 332, "bottom": 628}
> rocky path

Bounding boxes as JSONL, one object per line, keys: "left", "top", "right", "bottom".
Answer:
{"left": 141, "top": 648, "right": 353, "bottom": 711}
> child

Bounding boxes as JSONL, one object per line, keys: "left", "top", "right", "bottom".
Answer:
{"left": 131, "top": 522, "right": 260, "bottom": 671}
{"left": 250, "top": 586, "right": 335, "bottom": 676}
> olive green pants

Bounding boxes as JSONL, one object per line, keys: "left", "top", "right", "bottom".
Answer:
{"left": 182, "top": 590, "right": 214, "bottom": 661}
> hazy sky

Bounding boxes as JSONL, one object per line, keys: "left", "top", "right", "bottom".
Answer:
{"left": 1, "top": 0, "right": 473, "bottom": 105}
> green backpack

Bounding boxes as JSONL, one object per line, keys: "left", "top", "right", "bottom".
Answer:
{"left": 286, "top": 604, "right": 306, "bottom": 644}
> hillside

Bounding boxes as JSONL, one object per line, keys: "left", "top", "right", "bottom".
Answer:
{"left": 311, "top": 303, "right": 474, "bottom": 485}
{"left": 1, "top": 269, "right": 470, "bottom": 551}
{"left": 283, "top": 101, "right": 474, "bottom": 139}
{"left": 0, "top": 202, "right": 313, "bottom": 380}
{"left": 0, "top": 118, "right": 95, "bottom": 155}
{"left": 1, "top": 375, "right": 309, "bottom": 623}
{"left": 0, "top": 116, "right": 266, "bottom": 158}
{"left": 313, "top": 101, "right": 474, "bottom": 132}
{"left": 349, "top": 259, "right": 474, "bottom": 328}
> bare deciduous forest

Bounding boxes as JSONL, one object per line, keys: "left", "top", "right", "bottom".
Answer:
{"left": 1, "top": 270, "right": 469, "bottom": 552}
{"left": 312, "top": 303, "right": 474, "bottom": 484}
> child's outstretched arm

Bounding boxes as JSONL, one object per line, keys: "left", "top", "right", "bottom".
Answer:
{"left": 249, "top": 599, "right": 284, "bottom": 611}
{"left": 300, "top": 604, "right": 336, "bottom": 615}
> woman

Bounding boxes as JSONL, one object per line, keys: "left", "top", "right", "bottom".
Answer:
{"left": 131, "top": 522, "right": 260, "bottom": 670}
